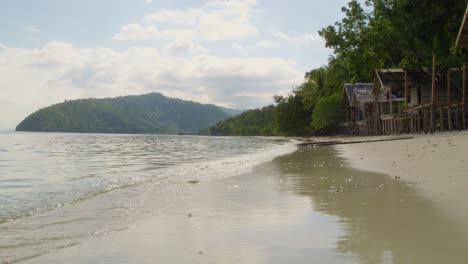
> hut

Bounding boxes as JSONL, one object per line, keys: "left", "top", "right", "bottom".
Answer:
{"left": 341, "top": 83, "right": 375, "bottom": 135}
{"left": 341, "top": 83, "right": 375, "bottom": 122}
{"left": 352, "top": 83, "right": 375, "bottom": 122}
{"left": 374, "top": 69, "right": 464, "bottom": 134}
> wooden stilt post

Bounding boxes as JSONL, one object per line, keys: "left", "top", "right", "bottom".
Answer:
{"left": 448, "top": 107, "right": 453, "bottom": 131}
{"left": 417, "top": 111, "right": 420, "bottom": 133}
{"left": 463, "top": 62, "right": 466, "bottom": 130}
{"left": 405, "top": 70, "right": 408, "bottom": 110}
{"left": 430, "top": 53, "right": 436, "bottom": 133}
{"left": 423, "top": 110, "right": 426, "bottom": 134}
{"left": 430, "top": 107, "right": 435, "bottom": 134}
{"left": 448, "top": 69, "right": 451, "bottom": 105}
{"left": 432, "top": 53, "right": 436, "bottom": 105}
{"left": 439, "top": 107, "right": 445, "bottom": 131}
{"left": 410, "top": 113, "right": 414, "bottom": 133}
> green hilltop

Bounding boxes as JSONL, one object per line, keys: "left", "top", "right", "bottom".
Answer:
{"left": 16, "top": 93, "right": 233, "bottom": 134}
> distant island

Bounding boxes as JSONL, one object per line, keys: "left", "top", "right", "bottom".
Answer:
{"left": 16, "top": 93, "right": 241, "bottom": 134}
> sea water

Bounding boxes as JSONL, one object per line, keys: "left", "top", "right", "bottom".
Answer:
{"left": 0, "top": 132, "right": 295, "bottom": 262}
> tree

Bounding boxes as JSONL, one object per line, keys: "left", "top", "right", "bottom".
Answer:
{"left": 274, "top": 89, "right": 313, "bottom": 136}
{"left": 311, "top": 93, "right": 343, "bottom": 130}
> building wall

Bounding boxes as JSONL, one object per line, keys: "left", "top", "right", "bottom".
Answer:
{"left": 409, "top": 83, "right": 463, "bottom": 105}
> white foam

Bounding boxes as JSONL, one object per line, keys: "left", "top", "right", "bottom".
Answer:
{"left": 149, "top": 140, "right": 298, "bottom": 183}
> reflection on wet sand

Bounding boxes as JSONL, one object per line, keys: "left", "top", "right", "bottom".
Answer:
{"left": 274, "top": 147, "right": 468, "bottom": 264}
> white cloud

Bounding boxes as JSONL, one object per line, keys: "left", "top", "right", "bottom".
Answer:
{"left": 163, "top": 39, "right": 208, "bottom": 55}
{"left": 116, "top": 0, "right": 258, "bottom": 42}
{"left": 145, "top": 9, "right": 203, "bottom": 26}
{"left": 144, "top": 0, "right": 152, "bottom": 4}
{"left": 256, "top": 40, "right": 279, "bottom": 48}
{"left": 199, "top": 14, "right": 256, "bottom": 41}
{"left": 113, "top": 23, "right": 158, "bottom": 41}
{"left": 0, "top": 43, "right": 8, "bottom": 50}
{"left": 272, "top": 31, "right": 322, "bottom": 44}
{"left": 0, "top": 42, "right": 303, "bottom": 129}
{"left": 113, "top": 23, "right": 198, "bottom": 41}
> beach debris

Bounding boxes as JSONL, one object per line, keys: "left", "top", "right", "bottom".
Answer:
{"left": 187, "top": 213, "right": 193, "bottom": 217}
{"left": 394, "top": 176, "right": 401, "bottom": 180}
{"left": 297, "top": 137, "right": 413, "bottom": 147}
{"left": 329, "top": 186, "right": 344, "bottom": 193}
{"left": 376, "top": 184, "right": 386, "bottom": 189}
{"left": 188, "top": 180, "right": 199, "bottom": 184}
{"left": 198, "top": 251, "right": 204, "bottom": 255}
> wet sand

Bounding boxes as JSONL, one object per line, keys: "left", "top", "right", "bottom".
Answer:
{"left": 337, "top": 131, "right": 468, "bottom": 228}
{"left": 24, "top": 145, "right": 468, "bottom": 264}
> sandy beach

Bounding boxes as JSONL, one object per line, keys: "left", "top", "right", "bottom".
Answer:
{"left": 21, "top": 133, "right": 468, "bottom": 264}
{"left": 337, "top": 131, "right": 468, "bottom": 228}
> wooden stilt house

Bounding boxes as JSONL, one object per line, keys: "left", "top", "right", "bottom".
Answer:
{"left": 374, "top": 69, "right": 464, "bottom": 134}
{"left": 341, "top": 83, "right": 375, "bottom": 135}
{"left": 342, "top": 83, "right": 374, "bottom": 135}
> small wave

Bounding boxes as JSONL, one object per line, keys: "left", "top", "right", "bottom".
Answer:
{"left": 0, "top": 184, "right": 34, "bottom": 189}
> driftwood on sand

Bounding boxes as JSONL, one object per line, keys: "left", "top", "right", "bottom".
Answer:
{"left": 297, "top": 137, "right": 414, "bottom": 147}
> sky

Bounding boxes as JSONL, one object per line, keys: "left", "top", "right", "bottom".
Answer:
{"left": 0, "top": 0, "right": 350, "bottom": 130}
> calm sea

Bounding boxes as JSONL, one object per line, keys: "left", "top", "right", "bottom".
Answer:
{"left": 0, "top": 132, "right": 295, "bottom": 262}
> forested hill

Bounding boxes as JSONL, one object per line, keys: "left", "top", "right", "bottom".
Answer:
{"left": 16, "top": 93, "right": 233, "bottom": 134}
{"left": 210, "top": 105, "right": 276, "bottom": 136}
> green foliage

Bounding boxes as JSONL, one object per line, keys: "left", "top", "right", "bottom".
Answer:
{"left": 320, "top": 0, "right": 468, "bottom": 76}
{"left": 16, "top": 93, "right": 231, "bottom": 134}
{"left": 274, "top": 89, "right": 313, "bottom": 136}
{"left": 210, "top": 105, "right": 276, "bottom": 136}
{"left": 311, "top": 93, "right": 343, "bottom": 130}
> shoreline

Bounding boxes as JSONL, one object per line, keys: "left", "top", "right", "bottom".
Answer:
{"left": 23, "top": 141, "right": 468, "bottom": 263}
